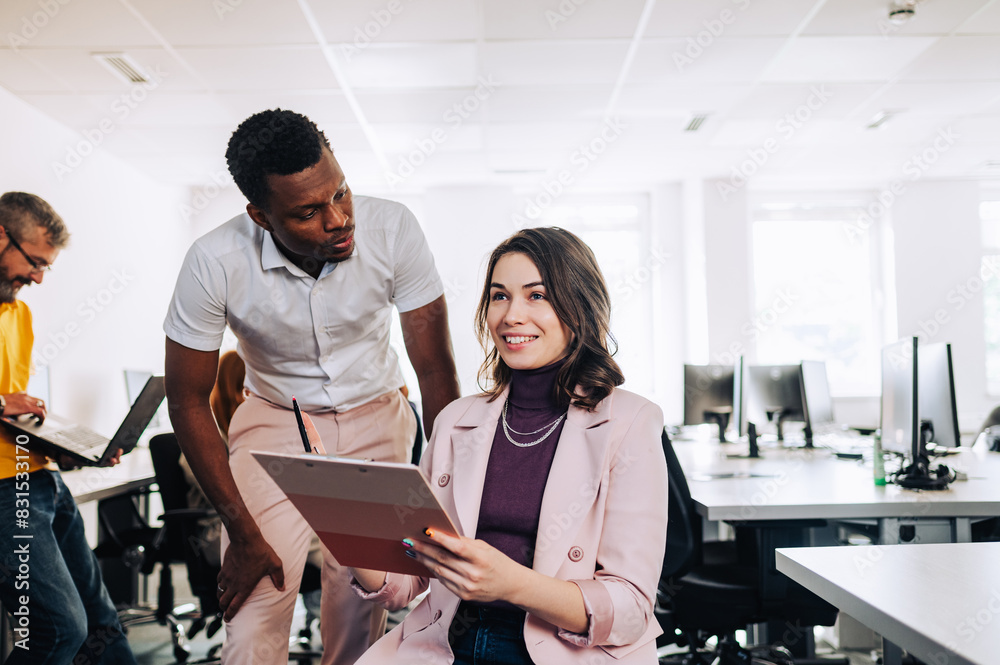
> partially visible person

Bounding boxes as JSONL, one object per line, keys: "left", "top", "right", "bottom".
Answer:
{"left": 163, "top": 108, "right": 460, "bottom": 664}
{"left": 351, "top": 227, "right": 668, "bottom": 664}
{"left": 210, "top": 349, "right": 247, "bottom": 443}
{"left": 0, "top": 192, "right": 137, "bottom": 665}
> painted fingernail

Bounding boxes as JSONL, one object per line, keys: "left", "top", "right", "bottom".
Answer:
{"left": 424, "top": 527, "right": 435, "bottom": 538}
{"left": 404, "top": 550, "right": 417, "bottom": 558}
{"left": 402, "top": 538, "right": 414, "bottom": 548}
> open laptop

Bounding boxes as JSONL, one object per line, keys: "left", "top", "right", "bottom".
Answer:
{"left": 1, "top": 375, "right": 165, "bottom": 466}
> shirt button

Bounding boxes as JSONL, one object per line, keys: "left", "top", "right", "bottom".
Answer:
{"left": 568, "top": 546, "right": 584, "bottom": 562}
{"left": 437, "top": 474, "right": 451, "bottom": 487}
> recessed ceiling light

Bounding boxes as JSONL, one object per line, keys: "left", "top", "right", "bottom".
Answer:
{"left": 866, "top": 110, "right": 897, "bottom": 130}
{"left": 684, "top": 114, "right": 709, "bottom": 132}
{"left": 92, "top": 52, "right": 150, "bottom": 85}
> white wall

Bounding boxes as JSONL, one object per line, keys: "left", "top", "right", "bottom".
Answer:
{"left": 0, "top": 87, "right": 191, "bottom": 434}
{"left": 891, "top": 180, "right": 990, "bottom": 431}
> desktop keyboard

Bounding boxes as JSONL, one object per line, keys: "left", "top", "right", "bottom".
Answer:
{"left": 50, "top": 426, "right": 109, "bottom": 454}
{"left": 815, "top": 430, "right": 872, "bottom": 455}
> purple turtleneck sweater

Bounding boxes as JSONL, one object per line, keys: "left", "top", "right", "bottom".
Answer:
{"left": 476, "top": 361, "right": 567, "bottom": 578}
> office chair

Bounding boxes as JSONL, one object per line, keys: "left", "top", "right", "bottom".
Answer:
{"left": 93, "top": 439, "right": 216, "bottom": 663}
{"left": 151, "top": 433, "right": 327, "bottom": 664}
{"left": 656, "top": 430, "right": 845, "bottom": 665}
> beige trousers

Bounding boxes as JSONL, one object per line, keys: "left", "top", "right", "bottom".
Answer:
{"left": 221, "top": 390, "right": 415, "bottom": 665}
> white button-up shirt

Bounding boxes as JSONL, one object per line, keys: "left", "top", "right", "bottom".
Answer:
{"left": 163, "top": 196, "right": 443, "bottom": 412}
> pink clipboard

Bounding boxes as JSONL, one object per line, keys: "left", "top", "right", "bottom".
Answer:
{"left": 251, "top": 451, "right": 459, "bottom": 576}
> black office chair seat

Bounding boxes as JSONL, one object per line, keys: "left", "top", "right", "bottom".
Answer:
{"left": 668, "top": 563, "right": 763, "bottom": 634}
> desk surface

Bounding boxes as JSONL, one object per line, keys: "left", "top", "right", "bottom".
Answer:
{"left": 777, "top": 543, "right": 1000, "bottom": 665}
{"left": 673, "top": 439, "right": 1000, "bottom": 522}
{"left": 60, "top": 446, "right": 155, "bottom": 504}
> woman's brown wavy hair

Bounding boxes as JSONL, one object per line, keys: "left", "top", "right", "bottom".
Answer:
{"left": 475, "top": 227, "right": 623, "bottom": 411}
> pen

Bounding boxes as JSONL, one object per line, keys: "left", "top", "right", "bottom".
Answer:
{"left": 292, "top": 396, "right": 312, "bottom": 453}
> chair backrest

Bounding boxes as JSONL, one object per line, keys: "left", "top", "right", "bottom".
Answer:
{"left": 409, "top": 400, "right": 424, "bottom": 465}
{"left": 660, "top": 429, "right": 703, "bottom": 583}
{"left": 149, "top": 433, "right": 220, "bottom": 613}
{"left": 149, "top": 433, "right": 190, "bottom": 560}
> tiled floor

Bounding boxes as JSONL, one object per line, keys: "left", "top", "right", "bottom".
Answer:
{"left": 126, "top": 565, "right": 879, "bottom": 665}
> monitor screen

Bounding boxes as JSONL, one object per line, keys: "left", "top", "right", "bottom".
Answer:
{"left": 682, "top": 364, "right": 735, "bottom": 427}
{"left": 733, "top": 356, "right": 746, "bottom": 437}
{"left": 124, "top": 369, "right": 154, "bottom": 405}
{"left": 880, "top": 337, "right": 919, "bottom": 455}
{"left": 745, "top": 364, "right": 805, "bottom": 440}
{"left": 918, "top": 342, "right": 960, "bottom": 448}
{"left": 800, "top": 360, "right": 835, "bottom": 431}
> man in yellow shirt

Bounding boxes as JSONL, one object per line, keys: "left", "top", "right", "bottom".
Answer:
{"left": 0, "top": 192, "right": 137, "bottom": 664}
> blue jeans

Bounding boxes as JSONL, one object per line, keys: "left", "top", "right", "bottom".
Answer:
{"left": 0, "top": 469, "right": 136, "bottom": 664}
{"left": 448, "top": 602, "right": 536, "bottom": 665}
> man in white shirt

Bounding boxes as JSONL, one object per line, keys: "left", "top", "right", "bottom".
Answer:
{"left": 163, "top": 109, "right": 460, "bottom": 665}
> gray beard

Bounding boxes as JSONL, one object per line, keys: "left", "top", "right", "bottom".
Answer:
{"left": 0, "top": 279, "right": 18, "bottom": 304}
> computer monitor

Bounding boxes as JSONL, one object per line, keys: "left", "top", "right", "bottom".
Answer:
{"left": 124, "top": 369, "right": 161, "bottom": 429}
{"left": 917, "top": 342, "right": 960, "bottom": 449}
{"left": 800, "top": 360, "right": 834, "bottom": 446}
{"left": 733, "top": 356, "right": 746, "bottom": 437}
{"left": 682, "top": 364, "right": 734, "bottom": 442}
{"left": 745, "top": 364, "right": 805, "bottom": 443}
{"left": 880, "top": 337, "right": 918, "bottom": 456}
{"left": 880, "top": 337, "right": 953, "bottom": 490}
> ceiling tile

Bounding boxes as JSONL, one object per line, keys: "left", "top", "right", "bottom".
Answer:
{"left": 481, "top": 40, "right": 628, "bottom": 87}
{"left": 898, "top": 36, "right": 1000, "bottom": 82}
{"left": 483, "top": 0, "right": 647, "bottom": 40}
{"left": 629, "top": 38, "right": 786, "bottom": 85}
{"left": 177, "top": 45, "right": 336, "bottom": 91}
{"left": 311, "top": 0, "right": 479, "bottom": 43}
{"left": 127, "top": 0, "right": 315, "bottom": 46}
{"left": 762, "top": 36, "right": 939, "bottom": 82}
{"left": 343, "top": 43, "right": 479, "bottom": 89}
{"left": 803, "top": 0, "right": 989, "bottom": 37}
{"left": 0, "top": 0, "right": 158, "bottom": 48}
{"left": 646, "top": 0, "right": 817, "bottom": 38}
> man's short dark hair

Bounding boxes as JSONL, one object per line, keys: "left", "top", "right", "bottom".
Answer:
{"left": 225, "top": 109, "right": 332, "bottom": 210}
{"left": 0, "top": 192, "right": 69, "bottom": 249}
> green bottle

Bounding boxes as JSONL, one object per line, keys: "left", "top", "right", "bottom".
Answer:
{"left": 873, "top": 430, "right": 886, "bottom": 486}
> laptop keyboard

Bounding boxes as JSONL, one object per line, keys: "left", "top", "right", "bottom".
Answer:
{"left": 49, "top": 426, "right": 108, "bottom": 454}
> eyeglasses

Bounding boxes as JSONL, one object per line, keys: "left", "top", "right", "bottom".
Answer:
{"left": 3, "top": 230, "right": 52, "bottom": 273}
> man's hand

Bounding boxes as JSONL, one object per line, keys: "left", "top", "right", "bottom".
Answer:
{"left": 216, "top": 533, "right": 285, "bottom": 621}
{"left": 57, "top": 447, "right": 123, "bottom": 472}
{"left": 2, "top": 392, "right": 47, "bottom": 422}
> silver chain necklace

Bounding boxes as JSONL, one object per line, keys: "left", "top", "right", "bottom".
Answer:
{"left": 501, "top": 399, "right": 565, "bottom": 448}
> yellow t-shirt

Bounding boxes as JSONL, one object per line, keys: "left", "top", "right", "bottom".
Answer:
{"left": 0, "top": 300, "right": 49, "bottom": 478}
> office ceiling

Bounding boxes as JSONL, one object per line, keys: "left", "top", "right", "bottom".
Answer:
{"left": 2, "top": 0, "right": 1000, "bottom": 192}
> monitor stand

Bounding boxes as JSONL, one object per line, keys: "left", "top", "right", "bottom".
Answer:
{"left": 727, "top": 422, "right": 761, "bottom": 459}
{"left": 766, "top": 407, "right": 815, "bottom": 449}
{"left": 896, "top": 419, "right": 953, "bottom": 490}
{"left": 703, "top": 408, "right": 732, "bottom": 443}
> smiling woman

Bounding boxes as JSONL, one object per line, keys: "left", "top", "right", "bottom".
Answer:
{"left": 350, "top": 227, "right": 668, "bottom": 665}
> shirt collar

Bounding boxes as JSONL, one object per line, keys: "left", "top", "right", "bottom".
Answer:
{"left": 259, "top": 229, "right": 359, "bottom": 279}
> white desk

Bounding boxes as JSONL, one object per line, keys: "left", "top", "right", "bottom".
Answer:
{"left": 61, "top": 446, "right": 155, "bottom": 504}
{"left": 777, "top": 543, "right": 1000, "bottom": 665}
{"left": 674, "top": 441, "right": 1000, "bottom": 542}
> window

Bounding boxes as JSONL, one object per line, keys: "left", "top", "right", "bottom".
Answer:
{"left": 533, "top": 195, "right": 658, "bottom": 398}
{"left": 751, "top": 214, "right": 881, "bottom": 396}
{"left": 981, "top": 200, "right": 1000, "bottom": 395}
